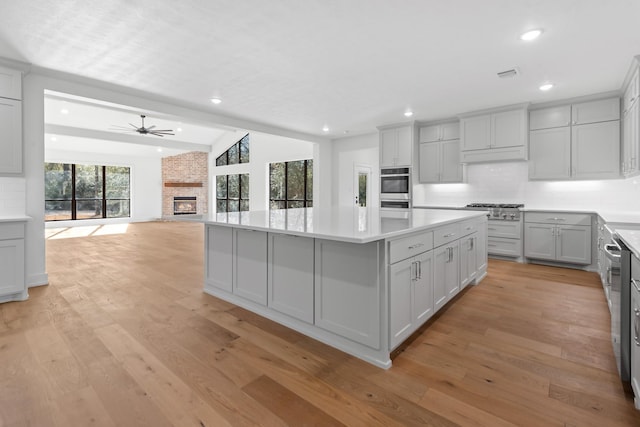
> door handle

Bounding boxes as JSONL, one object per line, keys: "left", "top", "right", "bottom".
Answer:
{"left": 417, "top": 260, "right": 422, "bottom": 280}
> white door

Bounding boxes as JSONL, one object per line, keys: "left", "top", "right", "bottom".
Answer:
{"left": 524, "top": 223, "right": 556, "bottom": 261}
{"left": 419, "top": 142, "right": 440, "bottom": 183}
{"left": 440, "top": 139, "right": 462, "bottom": 182}
{"left": 413, "top": 250, "right": 434, "bottom": 325}
{"left": 492, "top": 109, "right": 525, "bottom": 148}
{"left": 529, "top": 127, "right": 571, "bottom": 180}
{"left": 556, "top": 225, "right": 591, "bottom": 265}
{"left": 461, "top": 115, "right": 491, "bottom": 151}
{"left": 572, "top": 121, "right": 620, "bottom": 179}
{"left": 389, "top": 258, "right": 414, "bottom": 349}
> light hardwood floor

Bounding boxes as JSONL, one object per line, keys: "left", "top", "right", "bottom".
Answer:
{"left": 1, "top": 220, "right": 639, "bottom": 426}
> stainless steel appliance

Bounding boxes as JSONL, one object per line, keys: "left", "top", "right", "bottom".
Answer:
{"left": 465, "top": 203, "right": 524, "bottom": 259}
{"left": 380, "top": 167, "right": 411, "bottom": 210}
{"left": 609, "top": 235, "right": 632, "bottom": 390}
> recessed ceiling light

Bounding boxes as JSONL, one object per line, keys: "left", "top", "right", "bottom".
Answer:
{"left": 539, "top": 83, "right": 554, "bottom": 91}
{"left": 177, "top": 127, "right": 183, "bottom": 132}
{"left": 60, "top": 108, "right": 69, "bottom": 114}
{"left": 404, "top": 110, "right": 413, "bottom": 117}
{"left": 50, "top": 136, "right": 57, "bottom": 142}
{"left": 157, "top": 147, "right": 163, "bottom": 153}
{"left": 520, "top": 29, "right": 543, "bottom": 41}
{"left": 322, "top": 125, "right": 329, "bottom": 132}
{"left": 210, "top": 97, "right": 222, "bottom": 104}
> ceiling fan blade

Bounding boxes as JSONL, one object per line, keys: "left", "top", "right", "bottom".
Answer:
{"left": 146, "top": 125, "right": 156, "bottom": 131}
{"left": 128, "top": 123, "right": 139, "bottom": 129}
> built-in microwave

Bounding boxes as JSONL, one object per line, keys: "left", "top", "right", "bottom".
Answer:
{"left": 380, "top": 167, "right": 411, "bottom": 200}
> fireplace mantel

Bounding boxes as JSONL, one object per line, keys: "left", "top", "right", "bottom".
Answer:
{"left": 164, "top": 182, "right": 203, "bottom": 188}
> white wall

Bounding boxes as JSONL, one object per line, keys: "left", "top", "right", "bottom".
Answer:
{"left": 413, "top": 161, "right": 640, "bottom": 213}
{"left": 331, "top": 132, "right": 379, "bottom": 208}
{"left": 211, "top": 132, "right": 315, "bottom": 212}
{"left": 44, "top": 148, "right": 162, "bottom": 225}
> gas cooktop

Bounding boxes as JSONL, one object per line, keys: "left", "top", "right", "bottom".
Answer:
{"left": 464, "top": 203, "right": 523, "bottom": 221}
{"left": 465, "top": 203, "right": 524, "bottom": 209}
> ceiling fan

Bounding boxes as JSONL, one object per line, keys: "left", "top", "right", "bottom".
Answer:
{"left": 112, "top": 115, "right": 174, "bottom": 137}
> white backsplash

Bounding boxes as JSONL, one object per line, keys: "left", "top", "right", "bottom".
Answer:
{"left": 0, "top": 177, "right": 26, "bottom": 215}
{"left": 413, "top": 161, "right": 640, "bottom": 214}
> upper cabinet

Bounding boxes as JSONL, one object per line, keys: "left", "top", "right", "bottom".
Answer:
{"left": 529, "top": 97, "right": 621, "bottom": 180}
{"left": 0, "top": 65, "right": 22, "bottom": 100}
{"left": 459, "top": 106, "right": 528, "bottom": 163}
{"left": 379, "top": 124, "right": 413, "bottom": 168}
{"left": 623, "top": 57, "right": 640, "bottom": 177}
{"left": 0, "top": 65, "right": 23, "bottom": 175}
{"left": 418, "top": 121, "right": 463, "bottom": 183}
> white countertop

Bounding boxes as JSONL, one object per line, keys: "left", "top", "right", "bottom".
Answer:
{"left": 0, "top": 215, "right": 30, "bottom": 223}
{"left": 179, "top": 207, "right": 486, "bottom": 244}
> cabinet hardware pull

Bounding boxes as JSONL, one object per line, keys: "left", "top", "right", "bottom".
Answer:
{"left": 488, "top": 244, "right": 497, "bottom": 247}
{"left": 488, "top": 227, "right": 496, "bottom": 231}
{"left": 443, "top": 233, "right": 456, "bottom": 238}
{"left": 417, "top": 260, "right": 422, "bottom": 279}
{"left": 635, "top": 307, "right": 640, "bottom": 346}
{"left": 408, "top": 243, "right": 424, "bottom": 250}
{"left": 632, "top": 278, "right": 640, "bottom": 292}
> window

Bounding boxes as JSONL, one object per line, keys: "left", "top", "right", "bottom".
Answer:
{"left": 269, "top": 159, "right": 313, "bottom": 209}
{"left": 44, "top": 163, "right": 130, "bottom": 221}
{"left": 216, "top": 133, "right": 250, "bottom": 166}
{"left": 216, "top": 174, "right": 249, "bottom": 212}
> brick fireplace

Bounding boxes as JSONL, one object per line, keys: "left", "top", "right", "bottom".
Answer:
{"left": 162, "top": 152, "right": 208, "bottom": 217}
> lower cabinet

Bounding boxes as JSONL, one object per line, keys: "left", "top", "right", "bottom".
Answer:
{"left": 268, "top": 233, "right": 314, "bottom": 324}
{"left": 233, "top": 229, "right": 268, "bottom": 305}
{"left": 389, "top": 249, "right": 433, "bottom": 349}
{"left": 434, "top": 241, "right": 460, "bottom": 311}
{"left": 206, "top": 225, "right": 233, "bottom": 292}
{"left": 524, "top": 212, "right": 592, "bottom": 265}
{"left": 631, "top": 256, "right": 640, "bottom": 408}
{"left": 460, "top": 233, "right": 478, "bottom": 288}
{"left": 0, "top": 221, "right": 27, "bottom": 302}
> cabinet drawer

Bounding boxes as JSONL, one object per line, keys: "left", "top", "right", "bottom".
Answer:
{"left": 459, "top": 220, "right": 478, "bottom": 237}
{"left": 389, "top": 231, "right": 433, "bottom": 264}
{"left": 488, "top": 237, "right": 522, "bottom": 257}
{"left": 434, "top": 223, "right": 461, "bottom": 248}
{"left": 487, "top": 220, "right": 521, "bottom": 239}
{"left": 0, "top": 222, "right": 24, "bottom": 240}
{"left": 525, "top": 212, "right": 592, "bottom": 226}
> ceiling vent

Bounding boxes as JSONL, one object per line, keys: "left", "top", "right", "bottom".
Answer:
{"left": 497, "top": 68, "right": 519, "bottom": 79}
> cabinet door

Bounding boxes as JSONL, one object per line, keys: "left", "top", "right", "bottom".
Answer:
{"left": 419, "top": 125, "right": 440, "bottom": 143}
{"left": 572, "top": 98, "right": 620, "bottom": 125}
{"left": 413, "top": 250, "right": 434, "bottom": 325}
{"left": 459, "top": 236, "right": 472, "bottom": 288}
{"left": 380, "top": 129, "right": 398, "bottom": 167}
{"left": 268, "top": 234, "right": 314, "bottom": 323}
{"left": 556, "top": 225, "right": 591, "bottom": 265}
{"left": 0, "top": 66, "right": 21, "bottom": 100}
{"left": 624, "top": 100, "right": 639, "bottom": 177}
{"left": 529, "top": 127, "right": 571, "bottom": 180}
{"left": 418, "top": 142, "right": 440, "bottom": 183}
{"left": 530, "top": 105, "right": 572, "bottom": 130}
{"left": 440, "top": 139, "right": 462, "bottom": 182}
{"left": 206, "top": 225, "right": 233, "bottom": 292}
{"left": 396, "top": 126, "right": 413, "bottom": 166}
{"left": 433, "top": 245, "right": 449, "bottom": 311}
{"left": 461, "top": 115, "right": 491, "bottom": 151}
{"left": 389, "top": 258, "right": 414, "bottom": 349}
{"left": 475, "top": 226, "right": 488, "bottom": 274}
{"left": 441, "top": 122, "right": 460, "bottom": 141}
{"left": 524, "top": 223, "right": 556, "bottom": 261}
{"left": 445, "top": 242, "right": 460, "bottom": 299}
{"left": 0, "top": 238, "right": 24, "bottom": 296}
{"left": 234, "top": 229, "right": 268, "bottom": 305}
{"left": 0, "top": 99, "right": 22, "bottom": 174}
{"left": 492, "top": 109, "right": 525, "bottom": 148}
{"left": 631, "top": 280, "right": 640, "bottom": 401}
{"left": 572, "top": 120, "right": 620, "bottom": 179}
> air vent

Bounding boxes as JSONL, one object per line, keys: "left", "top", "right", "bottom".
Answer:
{"left": 497, "top": 68, "right": 519, "bottom": 78}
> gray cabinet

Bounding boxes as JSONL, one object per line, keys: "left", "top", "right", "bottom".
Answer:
{"left": 418, "top": 139, "right": 462, "bottom": 183}
{"left": 389, "top": 249, "right": 433, "bottom": 349}
{"left": 268, "top": 233, "right": 314, "bottom": 323}
{"left": 460, "top": 107, "right": 528, "bottom": 163}
{"left": 631, "top": 256, "right": 640, "bottom": 407}
{"left": 0, "top": 221, "right": 27, "bottom": 303}
{"left": 434, "top": 241, "right": 459, "bottom": 311}
{"left": 459, "top": 233, "right": 477, "bottom": 288}
{"left": 623, "top": 62, "right": 640, "bottom": 177}
{"left": 419, "top": 122, "right": 459, "bottom": 143}
{"left": 524, "top": 212, "right": 592, "bottom": 265}
{"left": 233, "top": 229, "right": 268, "bottom": 305}
{"left": 0, "top": 96, "right": 22, "bottom": 174}
{"left": 380, "top": 125, "right": 413, "bottom": 167}
{"left": 529, "top": 97, "right": 621, "bottom": 180}
{"left": 205, "top": 225, "right": 233, "bottom": 292}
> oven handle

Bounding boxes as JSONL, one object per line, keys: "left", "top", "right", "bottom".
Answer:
{"left": 603, "top": 243, "right": 621, "bottom": 261}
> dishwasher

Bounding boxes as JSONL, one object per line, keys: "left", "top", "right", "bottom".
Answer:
{"left": 606, "top": 235, "right": 631, "bottom": 390}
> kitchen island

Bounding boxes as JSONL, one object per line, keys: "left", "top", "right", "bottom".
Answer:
{"left": 186, "top": 207, "right": 487, "bottom": 368}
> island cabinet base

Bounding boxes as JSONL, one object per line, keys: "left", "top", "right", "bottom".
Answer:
{"left": 201, "top": 210, "right": 488, "bottom": 369}
{"left": 205, "top": 225, "right": 392, "bottom": 368}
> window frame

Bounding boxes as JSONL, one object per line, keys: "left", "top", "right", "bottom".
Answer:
{"left": 269, "top": 159, "right": 313, "bottom": 210}
{"left": 44, "top": 162, "right": 131, "bottom": 221}
{"left": 216, "top": 133, "right": 250, "bottom": 166}
{"left": 216, "top": 173, "right": 250, "bottom": 213}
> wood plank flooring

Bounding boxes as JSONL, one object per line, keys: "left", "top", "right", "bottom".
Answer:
{"left": 1, "top": 220, "right": 639, "bottom": 426}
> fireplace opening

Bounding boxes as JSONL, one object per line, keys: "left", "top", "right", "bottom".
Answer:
{"left": 174, "top": 196, "right": 197, "bottom": 215}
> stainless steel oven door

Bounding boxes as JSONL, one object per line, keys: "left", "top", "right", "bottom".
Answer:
{"left": 604, "top": 242, "right": 621, "bottom": 312}
{"left": 380, "top": 200, "right": 411, "bottom": 210}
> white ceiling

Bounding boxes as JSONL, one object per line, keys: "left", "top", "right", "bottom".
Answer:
{"left": 2, "top": 0, "right": 640, "bottom": 138}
